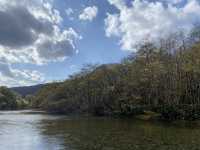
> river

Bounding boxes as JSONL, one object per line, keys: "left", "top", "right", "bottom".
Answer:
{"left": 0, "top": 110, "right": 200, "bottom": 150}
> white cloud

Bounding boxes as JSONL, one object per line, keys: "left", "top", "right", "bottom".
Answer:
{"left": 79, "top": 6, "right": 98, "bottom": 22}
{"left": 65, "top": 8, "right": 74, "bottom": 20}
{"left": 105, "top": 13, "right": 120, "bottom": 37}
{"left": 0, "top": 62, "right": 44, "bottom": 87}
{"left": 105, "top": 0, "right": 200, "bottom": 51}
{"left": 0, "top": 1, "right": 81, "bottom": 64}
{"left": 0, "top": 0, "right": 81, "bottom": 87}
{"left": 65, "top": 8, "right": 73, "bottom": 16}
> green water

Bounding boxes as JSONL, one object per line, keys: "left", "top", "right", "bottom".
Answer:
{"left": 0, "top": 110, "right": 200, "bottom": 150}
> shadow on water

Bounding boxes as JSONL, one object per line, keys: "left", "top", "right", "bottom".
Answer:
{"left": 39, "top": 117, "right": 200, "bottom": 150}
{"left": 1, "top": 111, "right": 200, "bottom": 150}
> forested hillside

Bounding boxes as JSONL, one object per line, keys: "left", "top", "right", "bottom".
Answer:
{"left": 31, "top": 27, "right": 200, "bottom": 120}
{"left": 11, "top": 84, "right": 44, "bottom": 97}
{"left": 0, "top": 87, "right": 28, "bottom": 110}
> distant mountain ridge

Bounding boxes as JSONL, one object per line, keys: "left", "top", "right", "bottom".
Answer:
{"left": 11, "top": 84, "right": 44, "bottom": 97}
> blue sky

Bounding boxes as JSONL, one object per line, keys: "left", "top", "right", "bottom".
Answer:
{"left": 13, "top": 0, "right": 130, "bottom": 83}
{"left": 0, "top": 0, "right": 200, "bottom": 87}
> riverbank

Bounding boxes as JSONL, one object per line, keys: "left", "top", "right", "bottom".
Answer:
{"left": 35, "top": 104, "right": 200, "bottom": 122}
{"left": 0, "top": 109, "right": 48, "bottom": 115}
{"left": 2, "top": 103, "right": 200, "bottom": 122}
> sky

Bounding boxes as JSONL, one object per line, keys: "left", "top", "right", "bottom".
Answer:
{"left": 0, "top": 0, "right": 200, "bottom": 87}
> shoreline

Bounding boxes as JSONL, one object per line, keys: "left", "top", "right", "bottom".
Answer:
{"left": 1, "top": 107, "right": 200, "bottom": 122}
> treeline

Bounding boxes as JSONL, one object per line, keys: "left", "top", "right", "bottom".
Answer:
{"left": 31, "top": 27, "right": 200, "bottom": 120}
{"left": 0, "top": 87, "right": 28, "bottom": 110}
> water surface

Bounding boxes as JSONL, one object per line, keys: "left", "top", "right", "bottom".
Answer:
{"left": 0, "top": 110, "right": 200, "bottom": 150}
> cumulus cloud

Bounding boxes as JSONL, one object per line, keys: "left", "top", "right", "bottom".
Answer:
{"left": 105, "top": 0, "right": 200, "bottom": 51}
{"left": 0, "top": 0, "right": 81, "bottom": 65}
{"left": 0, "top": 61, "right": 44, "bottom": 87}
{"left": 0, "top": 6, "right": 53, "bottom": 48}
{"left": 0, "top": 0, "right": 81, "bottom": 86}
{"left": 79, "top": 6, "right": 98, "bottom": 22}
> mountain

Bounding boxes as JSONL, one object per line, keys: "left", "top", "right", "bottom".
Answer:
{"left": 11, "top": 84, "right": 44, "bottom": 97}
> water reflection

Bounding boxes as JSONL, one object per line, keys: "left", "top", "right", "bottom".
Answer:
{"left": 41, "top": 118, "right": 200, "bottom": 150}
{"left": 0, "top": 111, "right": 200, "bottom": 150}
{"left": 0, "top": 111, "right": 64, "bottom": 150}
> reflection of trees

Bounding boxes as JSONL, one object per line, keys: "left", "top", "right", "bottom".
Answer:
{"left": 36, "top": 117, "right": 200, "bottom": 150}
